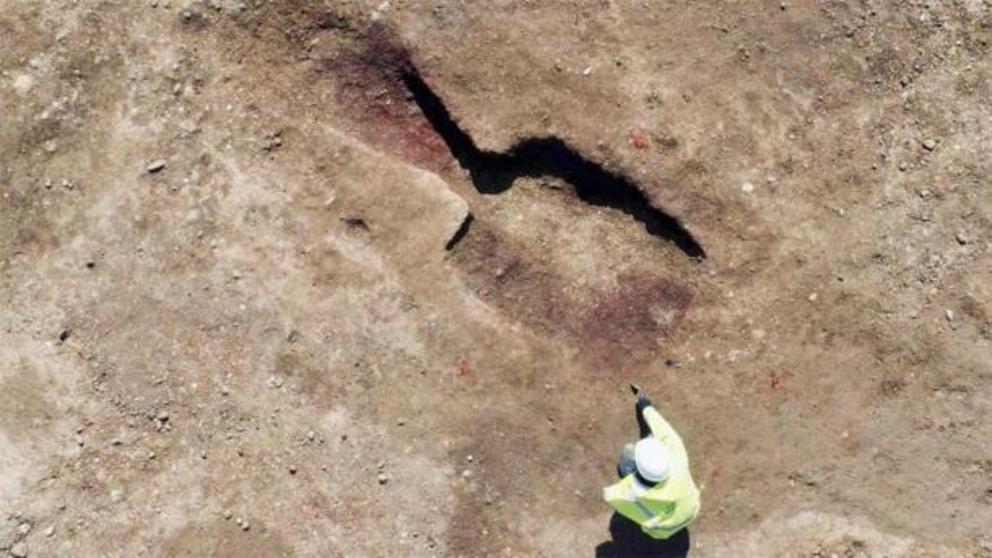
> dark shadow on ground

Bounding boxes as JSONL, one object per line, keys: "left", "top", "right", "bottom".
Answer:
{"left": 595, "top": 513, "right": 690, "bottom": 558}
{"left": 401, "top": 66, "right": 706, "bottom": 259}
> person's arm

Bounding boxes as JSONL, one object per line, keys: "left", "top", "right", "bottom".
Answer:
{"left": 642, "top": 405, "right": 688, "bottom": 466}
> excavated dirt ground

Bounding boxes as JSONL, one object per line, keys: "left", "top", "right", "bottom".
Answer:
{"left": 2, "top": 1, "right": 991, "bottom": 556}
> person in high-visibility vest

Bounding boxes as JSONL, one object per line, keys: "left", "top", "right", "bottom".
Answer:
{"left": 603, "top": 385, "right": 700, "bottom": 539}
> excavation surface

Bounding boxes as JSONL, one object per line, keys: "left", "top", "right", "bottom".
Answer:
{"left": 1, "top": 1, "right": 991, "bottom": 556}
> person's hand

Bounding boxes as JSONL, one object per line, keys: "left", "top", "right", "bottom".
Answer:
{"left": 635, "top": 393, "right": 653, "bottom": 413}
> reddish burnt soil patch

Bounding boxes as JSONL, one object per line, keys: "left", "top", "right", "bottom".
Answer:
{"left": 452, "top": 223, "right": 692, "bottom": 369}
{"left": 316, "top": 27, "right": 457, "bottom": 176}
{"left": 577, "top": 275, "right": 693, "bottom": 370}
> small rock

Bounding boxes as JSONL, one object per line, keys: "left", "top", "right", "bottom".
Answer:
{"left": 945, "top": 309, "right": 955, "bottom": 322}
{"left": 955, "top": 231, "right": 968, "bottom": 245}
{"left": 898, "top": 162, "right": 908, "bottom": 172}
{"left": 44, "top": 526, "right": 55, "bottom": 538}
{"left": 808, "top": 292, "right": 819, "bottom": 302}
{"left": 235, "top": 517, "right": 243, "bottom": 526}
{"left": 146, "top": 159, "right": 167, "bottom": 173}
{"left": 377, "top": 473, "right": 389, "bottom": 485}
{"left": 581, "top": 66, "right": 593, "bottom": 76}
{"left": 288, "top": 465, "right": 297, "bottom": 475}
{"left": 156, "top": 411, "right": 169, "bottom": 422}
{"left": 10, "top": 542, "right": 28, "bottom": 558}
{"left": 922, "top": 138, "right": 937, "bottom": 151}
{"left": 741, "top": 181, "right": 755, "bottom": 194}
{"left": 57, "top": 328, "right": 71, "bottom": 343}
{"left": 262, "top": 134, "right": 283, "bottom": 152}
{"left": 240, "top": 521, "right": 250, "bottom": 532}
{"left": 223, "top": 510, "right": 233, "bottom": 520}
{"left": 306, "top": 430, "right": 315, "bottom": 442}
{"left": 396, "top": 418, "right": 406, "bottom": 427}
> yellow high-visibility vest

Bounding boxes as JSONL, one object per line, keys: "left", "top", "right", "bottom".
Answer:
{"left": 602, "top": 406, "right": 700, "bottom": 539}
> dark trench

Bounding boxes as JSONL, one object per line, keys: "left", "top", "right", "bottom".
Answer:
{"left": 401, "top": 67, "right": 707, "bottom": 259}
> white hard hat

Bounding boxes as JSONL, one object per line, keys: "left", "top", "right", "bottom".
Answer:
{"left": 634, "top": 437, "right": 671, "bottom": 483}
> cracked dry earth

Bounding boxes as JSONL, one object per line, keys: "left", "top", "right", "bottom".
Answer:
{"left": 2, "top": 1, "right": 992, "bottom": 556}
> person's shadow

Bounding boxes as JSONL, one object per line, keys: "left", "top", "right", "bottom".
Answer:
{"left": 594, "top": 513, "right": 690, "bottom": 557}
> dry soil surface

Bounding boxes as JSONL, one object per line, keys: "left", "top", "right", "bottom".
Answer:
{"left": 1, "top": 1, "right": 991, "bottom": 557}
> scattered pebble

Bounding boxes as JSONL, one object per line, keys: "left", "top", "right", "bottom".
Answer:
{"left": 240, "top": 521, "right": 250, "bottom": 532}
{"left": 741, "top": 182, "right": 755, "bottom": 194}
{"left": 396, "top": 418, "right": 406, "bottom": 427}
{"left": 581, "top": 66, "right": 593, "bottom": 76}
{"left": 262, "top": 134, "right": 283, "bottom": 152}
{"left": 306, "top": 430, "right": 316, "bottom": 442}
{"left": 808, "top": 292, "right": 819, "bottom": 302}
{"left": 44, "top": 526, "right": 55, "bottom": 538}
{"left": 945, "top": 309, "right": 956, "bottom": 322}
{"left": 146, "top": 159, "right": 167, "bottom": 174}
{"left": 922, "top": 138, "right": 937, "bottom": 151}
{"left": 57, "top": 328, "right": 71, "bottom": 343}
{"left": 10, "top": 542, "right": 28, "bottom": 558}
{"left": 223, "top": 510, "right": 232, "bottom": 520}
{"left": 955, "top": 231, "right": 968, "bottom": 245}
{"left": 377, "top": 473, "right": 389, "bottom": 485}
{"left": 288, "top": 465, "right": 297, "bottom": 475}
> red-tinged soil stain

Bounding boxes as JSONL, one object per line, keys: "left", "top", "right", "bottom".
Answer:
{"left": 768, "top": 367, "right": 793, "bottom": 393}
{"left": 628, "top": 128, "right": 651, "bottom": 151}
{"left": 452, "top": 222, "right": 691, "bottom": 369}
{"left": 455, "top": 356, "right": 477, "bottom": 384}
{"left": 318, "top": 27, "right": 457, "bottom": 176}
{"left": 577, "top": 275, "right": 693, "bottom": 370}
